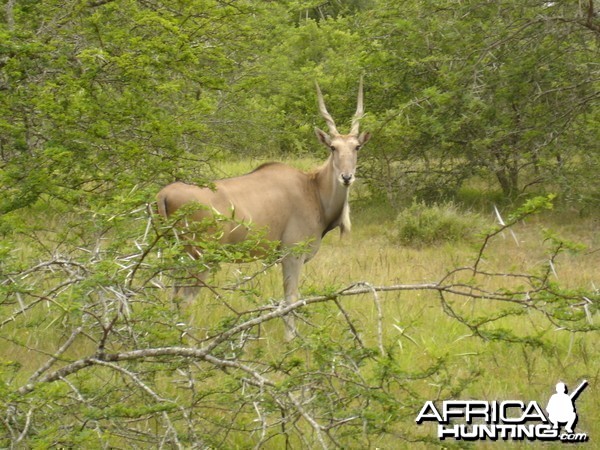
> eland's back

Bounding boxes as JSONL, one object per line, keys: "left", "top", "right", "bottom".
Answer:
{"left": 157, "top": 162, "right": 322, "bottom": 246}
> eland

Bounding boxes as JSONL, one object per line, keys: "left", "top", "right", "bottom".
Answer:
{"left": 157, "top": 79, "right": 370, "bottom": 340}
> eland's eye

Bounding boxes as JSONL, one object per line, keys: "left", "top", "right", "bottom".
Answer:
{"left": 330, "top": 145, "right": 336, "bottom": 152}
{"left": 355, "top": 145, "right": 361, "bottom": 151}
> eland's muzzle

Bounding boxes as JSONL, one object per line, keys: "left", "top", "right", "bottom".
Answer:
{"left": 341, "top": 174, "right": 354, "bottom": 186}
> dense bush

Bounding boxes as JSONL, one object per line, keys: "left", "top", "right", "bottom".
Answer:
{"left": 392, "top": 201, "right": 487, "bottom": 247}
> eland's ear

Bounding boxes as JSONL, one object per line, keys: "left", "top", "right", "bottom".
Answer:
{"left": 358, "top": 131, "right": 371, "bottom": 146}
{"left": 315, "top": 127, "right": 332, "bottom": 147}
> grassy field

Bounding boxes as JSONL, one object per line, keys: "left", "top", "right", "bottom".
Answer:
{"left": 174, "top": 157, "right": 599, "bottom": 447}
{"left": 1, "top": 156, "right": 598, "bottom": 448}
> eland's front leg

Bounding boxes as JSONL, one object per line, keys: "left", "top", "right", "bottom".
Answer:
{"left": 174, "top": 270, "right": 208, "bottom": 303}
{"left": 281, "top": 255, "right": 303, "bottom": 341}
{"left": 173, "top": 244, "right": 210, "bottom": 303}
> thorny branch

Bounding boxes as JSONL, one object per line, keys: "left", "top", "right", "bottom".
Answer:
{"left": 11, "top": 264, "right": 595, "bottom": 408}
{"left": 1, "top": 203, "right": 597, "bottom": 448}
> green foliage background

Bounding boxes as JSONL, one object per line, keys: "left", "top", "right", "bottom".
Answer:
{"left": 0, "top": 0, "right": 599, "bottom": 447}
{"left": 2, "top": 0, "right": 598, "bottom": 212}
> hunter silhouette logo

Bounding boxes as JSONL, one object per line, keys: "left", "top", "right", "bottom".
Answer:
{"left": 415, "top": 380, "right": 589, "bottom": 442}
{"left": 546, "top": 380, "right": 588, "bottom": 435}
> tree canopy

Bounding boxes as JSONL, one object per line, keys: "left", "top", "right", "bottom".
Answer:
{"left": 1, "top": 0, "right": 598, "bottom": 212}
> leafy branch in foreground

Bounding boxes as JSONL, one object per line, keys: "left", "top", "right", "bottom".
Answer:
{"left": 0, "top": 197, "right": 597, "bottom": 448}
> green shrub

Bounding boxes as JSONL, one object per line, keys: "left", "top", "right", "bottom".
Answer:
{"left": 392, "top": 201, "right": 487, "bottom": 247}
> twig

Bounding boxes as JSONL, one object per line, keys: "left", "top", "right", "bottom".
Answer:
{"left": 357, "top": 282, "right": 385, "bottom": 356}
{"left": 15, "top": 408, "right": 34, "bottom": 443}
{"left": 494, "top": 204, "right": 519, "bottom": 246}
{"left": 26, "top": 327, "right": 83, "bottom": 386}
{"left": 332, "top": 297, "right": 364, "bottom": 348}
{"left": 89, "top": 359, "right": 183, "bottom": 449}
{"left": 252, "top": 401, "right": 268, "bottom": 450}
{"left": 286, "top": 392, "right": 328, "bottom": 450}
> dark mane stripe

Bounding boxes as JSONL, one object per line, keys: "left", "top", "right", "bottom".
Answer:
{"left": 249, "top": 162, "right": 281, "bottom": 174}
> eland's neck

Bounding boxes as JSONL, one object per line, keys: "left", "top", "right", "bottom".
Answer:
{"left": 314, "top": 156, "right": 351, "bottom": 235}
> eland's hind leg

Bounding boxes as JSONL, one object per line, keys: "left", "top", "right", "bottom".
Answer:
{"left": 281, "top": 255, "right": 303, "bottom": 341}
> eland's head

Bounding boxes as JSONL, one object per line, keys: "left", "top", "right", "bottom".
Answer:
{"left": 314, "top": 78, "right": 371, "bottom": 187}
